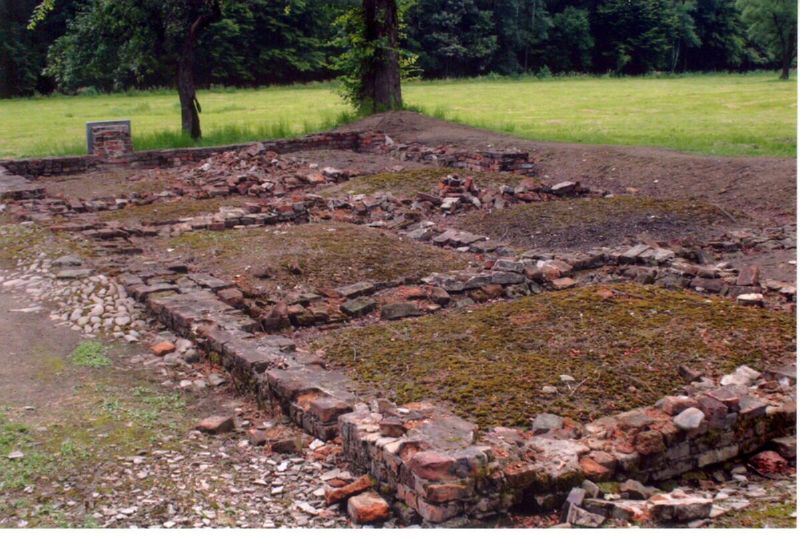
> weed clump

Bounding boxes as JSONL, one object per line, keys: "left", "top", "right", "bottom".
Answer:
{"left": 68, "top": 341, "right": 111, "bottom": 368}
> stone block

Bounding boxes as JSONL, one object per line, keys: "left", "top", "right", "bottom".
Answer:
{"left": 347, "top": 491, "right": 390, "bottom": 524}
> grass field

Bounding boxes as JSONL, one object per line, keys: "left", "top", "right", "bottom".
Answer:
{"left": 0, "top": 72, "right": 794, "bottom": 159}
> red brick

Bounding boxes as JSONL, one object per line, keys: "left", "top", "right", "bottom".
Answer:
{"left": 150, "top": 341, "right": 176, "bottom": 356}
{"left": 325, "top": 475, "right": 373, "bottom": 505}
{"left": 347, "top": 491, "right": 390, "bottom": 524}
{"left": 407, "top": 451, "right": 456, "bottom": 481}
{"left": 579, "top": 456, "right": 611, "bottom": 481}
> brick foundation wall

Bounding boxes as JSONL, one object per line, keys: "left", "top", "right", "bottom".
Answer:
{"left": 0, "top": 131, "right": 393, "bottom": 178}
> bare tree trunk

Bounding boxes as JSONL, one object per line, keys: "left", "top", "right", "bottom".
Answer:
{"left": 178, "top": 37, "right": 201, "bottom": 139}
{"left": 361, "top": 0, "right": 402, "bottom": 112}
{"left": 177, "top": 1, "right": 221, "bottom": 139}
{"left": 780, "top": 42, "right": 792, "bottom": 80}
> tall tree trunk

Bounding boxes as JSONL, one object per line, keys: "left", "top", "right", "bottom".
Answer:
{"left": 177, "top": 1, "right": 221, "bottom": 140}
{"left": 361, "top": 0, "right": 402, "bottom": 112}
{"left": 780, "top": 42, "right": 792, "bottom": 80}
{"left": 178, "top": 37, "right": 201, "bottom": 139}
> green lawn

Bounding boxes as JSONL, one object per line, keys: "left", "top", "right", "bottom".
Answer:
{"left": 0, "top": 73, "right": 794, "bottom": 159}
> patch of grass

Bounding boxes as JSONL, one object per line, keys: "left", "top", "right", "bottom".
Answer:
{"left": 312, "top": 283, "right": 794, "bottom": 428}
{"left": 68, "top": 341, "right": 111, "bottom": 368}
{"left": 0, "top": 83, "right": 357, "bottom": 158}
{"left": 404, "top": 72, "right": 796, "bottom": 157}
{"left": 0, "top": 415, "right": 51, "bottom": 490}
{"left": 128, "top": 386, "right": 186, "bottom": 427}
{"left": 318, "top": 167, "right": 534, "bottom": 197}
{"left": 160, "top": 222, "right": 474, "bottom": 292}
{"left": 0, "top": 73, "right": 794, "bottom": 159}
{"left": 711, "top": 500, "right": 797, "bottom": 528}
{"left": 455, "top": 196, "right": 734, "bottom": 250}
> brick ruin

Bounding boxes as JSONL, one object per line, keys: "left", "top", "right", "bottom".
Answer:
{"left": 86, "top": 120, "right": 134, "bottom": 160}
{"left": 0, "top": 130, "right": 796, "bottom": 527}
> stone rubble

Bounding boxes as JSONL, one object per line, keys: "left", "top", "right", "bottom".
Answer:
{"left": 1, "top": 129, "right": 796, "bottom": 528}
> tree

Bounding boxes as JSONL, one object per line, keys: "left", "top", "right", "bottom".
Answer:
{"left": 684, "top": 0, "right": 747, "bottom": 71}
{"left": 406, "top": 0, "right": 497, "bottom": 77}
{"left": 32, "top": 0, "right": 221, "bottom": 139}
{"left": 665, "top": 1, "right": 701, "bottom": 71}
{"left": 361, "top": 0, "right": 403, "bottom": 111}
{"left": 0, "top": 0, "right": 75, "bottom": 97}
{"left": 736, "top": 0, "right": 797, "bottom": 79}
{"left": 593, "top": 0, "right": 686, "bottom": 74}
{"left": 546, "top": 6, "right": 593, "bottom": 73}
{"left": 333, "top": 0, "right": 403, "bottom": 112}
{"left": 173, "top": 1, "right": 222, "bottom": 139}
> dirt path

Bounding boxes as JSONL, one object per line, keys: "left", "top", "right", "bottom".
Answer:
{"left": 0, "top": 276, "right": 347, "bottom": 528}
{"left": 341, "top": 112, "right": 796, "bottom": 226}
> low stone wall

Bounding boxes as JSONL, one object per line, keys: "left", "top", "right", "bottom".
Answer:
{"left": 339, "top": 367, "right": 796, "bottom": 523}
{"left": 0, "top": 129, "right": 538, "bottom": 181}
{"left": 108, "top": 255, "right": 796, "bottom": 526}
{"left": 397, "top": 145, "right": 536, "bottom": 176}
{"left": 0, "top": 166, "right": 44, "bottom": 201}
{"left": 0, "top": 130, "right": 392, "bottom": 178}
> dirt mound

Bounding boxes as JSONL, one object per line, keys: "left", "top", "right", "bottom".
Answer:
{"left": 340, "top": 112, "right": 796, "bottom": 226}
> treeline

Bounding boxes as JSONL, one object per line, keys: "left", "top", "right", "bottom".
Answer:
{"left": 0, "top": 0, "right": 794, "bottom": 98}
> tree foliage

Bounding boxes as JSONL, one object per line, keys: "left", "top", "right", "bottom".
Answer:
{"left": 3, "top": 0, "right": 796, "bottom": 99}
{"left": 736, "top": 0, "right": 797, "bottom": 78}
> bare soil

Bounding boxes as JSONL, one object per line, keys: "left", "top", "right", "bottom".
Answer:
{"left": 454, "top": 196, "right": 734, "bottom": 251}
{"left": 36, "top": 166, "right": 174, "bottom": 200}
{"left": 341, "top": 112, "right": 796, "bottom": 226}
{"left": 284, "top": 148, "right": 428, "bottom": 176}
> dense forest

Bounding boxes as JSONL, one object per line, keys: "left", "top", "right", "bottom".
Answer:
{"left": 1, "top": 0, "right": 796, "bottom": 98}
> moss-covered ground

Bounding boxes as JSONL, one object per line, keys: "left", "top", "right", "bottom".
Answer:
{"left": 312, "top": 283, "right": 794, "bottom": 428}
{"left": 99, "top": 196, "right": 251, "bottom": 225}
{"left": 711, "top": 499, "right": 796, "bottom": 528}
{"left": 158, "top": 222, "right": 474, "bottom": 292}
{"left": 454, "top": 196, "right": 735, "bottom": 250}
{"left": 38, "top": 168, "right": 171, "bottom": 200}
{"left": 318, "top": 167, "right": 532, "bottom": 197}
{"left": 0, "top": 223, "right": 94, "bottom": 268}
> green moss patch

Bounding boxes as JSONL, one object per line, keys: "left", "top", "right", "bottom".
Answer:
{"left": 455, "top": 196, "right": 735, "bottom": 250}
{"left": 159, "top": 222, "right": 473, "bottom": 292}
{"left": 318, "top": 167, "right": 533, "bottom": 197}
{"left": 100, "top": 196, "right": 251, "bottom": 225}
{"left": 0, "top": 223, "right": 93, "bottom": 268}
{"left": 711, "top": 500, "right": 796, "bottom": 528}
{"left": 312, "top": 284, "right": 794, "bottom": 428}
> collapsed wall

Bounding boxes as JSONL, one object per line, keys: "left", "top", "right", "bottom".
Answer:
{"left": 0, "top": 129, "right": 536, "bottom": 179}
{"left": 4, "top": 129, "right": 796, "bottom": 526}
{"left": 121, "top": 260, "right": 796, "bottom": 525}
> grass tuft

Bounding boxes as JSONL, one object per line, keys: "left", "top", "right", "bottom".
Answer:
{"left": 68, "top": 341, "right": 111, "bottom": 368}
